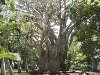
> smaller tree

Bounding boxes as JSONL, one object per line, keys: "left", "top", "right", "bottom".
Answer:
{"left": 67, "top": 37, "right": 86, "bottom": 70}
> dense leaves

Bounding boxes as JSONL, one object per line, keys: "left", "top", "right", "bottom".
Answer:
{"left": 70, "top": 0, "right": 100, "bottom": 67}
{"left": 0, "top": 47, "right": 20, "bottom": 60}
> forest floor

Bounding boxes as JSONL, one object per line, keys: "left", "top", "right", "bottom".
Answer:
{"left": 35, "top": 72, "right": 100, "bottom": 75}
{"left": 1, "top": 70, "right": 100, "bottom": 75}
{"left": 31, "top": 71, "right": 100, "bottom": 75}
{"left": 1, "top": 72, "right": 100, "bottom": 75}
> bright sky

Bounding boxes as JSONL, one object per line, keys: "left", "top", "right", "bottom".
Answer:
{"left": 51, "top": 19, "right": 71, "bottom": 36}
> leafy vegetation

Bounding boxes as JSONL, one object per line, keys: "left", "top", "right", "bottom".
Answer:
{"left": 0, "top": 47, "right": 17, "bottom": 60}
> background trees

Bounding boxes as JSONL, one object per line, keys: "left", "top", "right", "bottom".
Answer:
{"left": 70, "top": 0, "right": 100, "bottom": 71}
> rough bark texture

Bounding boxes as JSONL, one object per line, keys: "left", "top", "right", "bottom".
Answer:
{"left": 38, "top": 15, "right": 74, "bottom": 72}
{"left": 39, "top": 26, "right": 60, "bottom": 72}
{"left": 39, "top": 50, "right": 47, "bottom": 71}
{"left": 1, "top": 58, "right": 6, "bottom": 75}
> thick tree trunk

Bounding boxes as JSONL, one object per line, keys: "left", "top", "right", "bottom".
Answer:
{"left": 48, "top": 48, "right": 60, "bottom": 72}
{"left": 39, "top": 50, "right": 47, "bottom": 72}
{"left": 1, "top": 58, "right": 6, "bottom": 75}
{"left": 59, "top": 51, "right": 67, "bottom": 70}
{"left": 39, "top": 26, "right": 60, "bottom": 72}
{"left": 48, "top": 57, "right": 60, "bottom": 72}
{"left": 58, "top": 18, "right": 68, "bottom": 70}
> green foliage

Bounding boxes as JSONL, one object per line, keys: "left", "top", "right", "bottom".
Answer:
{"left": 69, "top": 38, "right": 86, "bottom": 64}
{"left": 0, "top": 0, "right": 6, "bottom": 4}
{"left": 0, "top": 47, "right": 21, "bottom": 61}
{"left": 0, "top": 52, "right": 16, "bottom": 60}
{"left": 0, "top": 15, "right": 3, "bottom": 20}
{"left": 70, "top": 0, "right": 100, "bottom": 24}
{"left": 0, "top": 0, "right": 15, "bottom": 11}
{"left": 0, "top": 22, "right": 15, "bottom": 31}
{"left": 9, "top": 1, "right": 15, "bottom": 11}
{"left": 0, "top": 47, "right": 7, "bottom": 53}
{"left": 70, "top": 0, "right": 100, "bottom": 65}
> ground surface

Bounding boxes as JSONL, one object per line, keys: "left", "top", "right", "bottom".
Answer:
{"left": 1, "top": 70, "right": 100, "bottom": 75}
{"left": 88, "top": 72, "right": 100, "bottom": 75}
{"left": 3, "top": 72, "right": 100, "bottom": 75}
{"left": 37, "top": 72, "right": 100, "bottom": 75}
{"left": 30, "top": 71, "right": 100, "bottom": 75}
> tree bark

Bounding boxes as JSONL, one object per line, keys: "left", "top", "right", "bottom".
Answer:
{"left": 1, "top": 58, "right": 6, "bottom": 75}
{"left": 39, "top": 50, "right": 47, "bottom": 72}
{"left": 38, "top": 26, "right": 60, "bottom": 72}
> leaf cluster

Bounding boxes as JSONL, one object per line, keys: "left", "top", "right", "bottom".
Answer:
{"left": 70, "top": 0, "right": 100, "bottom": 59}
